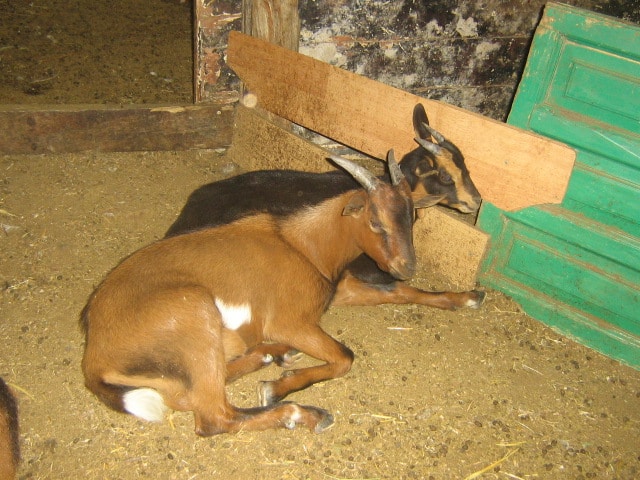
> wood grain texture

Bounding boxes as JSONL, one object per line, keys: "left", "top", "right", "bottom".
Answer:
{"left": 0, "top": 103, "right": 235, "bottom": 154}
{"left": 227, "top": 30, "right": 576, "bottom": 211}
{"left": 243, "top": 0, "right": 299, "bottom": 51}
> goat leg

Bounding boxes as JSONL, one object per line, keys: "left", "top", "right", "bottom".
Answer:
{"left": 333, "top": 272, "right": 486, "bottom": 309}
{"left": 226, "top": 343, "right": 302, "bottom": 383}
{"left": 259, "top": 325, "right": 354, "bottom": 405}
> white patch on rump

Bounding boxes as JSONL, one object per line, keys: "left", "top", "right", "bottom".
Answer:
{"left": 123, "top": 388, "right": 167, "bottom": 422}
{"left": 214, "top": 298, "right": 252, "bottom": 330}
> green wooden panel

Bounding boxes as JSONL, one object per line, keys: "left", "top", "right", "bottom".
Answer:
{"left": 478, "top": 3, "right": 640, "bottom": 369}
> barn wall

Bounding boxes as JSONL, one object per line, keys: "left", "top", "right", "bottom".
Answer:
{"left": 197, "top": 1, "right": 639, "bottom": 120}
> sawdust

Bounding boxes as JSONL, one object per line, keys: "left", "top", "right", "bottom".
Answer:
{"left": 1, "top": 1, "right": 639, "bottom": 479}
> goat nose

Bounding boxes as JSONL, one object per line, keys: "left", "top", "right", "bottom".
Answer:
{"left": 459, "top": 198, "right": 481, "bottom": 213}
{"left": 389, "top": 256, "right": 416, "bottom": 281}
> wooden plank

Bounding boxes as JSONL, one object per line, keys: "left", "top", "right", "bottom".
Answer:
{"left": 243, "top": 0, "right": 299, "bottom": 51}
{"left": 227, "top": 31, "right": 576, "bottom": 211}
{"left": 0, "top": 103, "right": 235, "bottom": 155}
{"left": 193, "top": 0, "right": 242, "bottom": 102}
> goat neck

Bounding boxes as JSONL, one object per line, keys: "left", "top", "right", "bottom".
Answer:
{"left": 278, "top": 193, "right": 364, "bottom": 281}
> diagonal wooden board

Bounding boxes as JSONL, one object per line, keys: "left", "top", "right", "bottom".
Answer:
{"left": 227, "top": 30, "right": 576, "bottom": 212}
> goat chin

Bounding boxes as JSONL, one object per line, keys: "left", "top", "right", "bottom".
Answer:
{"left": 122, "top": 388, "right": 167, "bottom": 423}
{"left": 381, "top": 259, "right": 415, "bottom": 281}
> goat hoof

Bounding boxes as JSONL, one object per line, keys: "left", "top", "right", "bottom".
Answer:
{"left": 281, "top": 403, "right": 334, "bottom": 432}
{"left": 468, "top": 290, "right": 487, "bottom": 309}
{"left": 311, "top": 408, "right": 335, "bottom": 433}
{"left": 258, "top": 381, "right": 277, "bottom": 406}
{"left": 276, "top": 349, "right": 303, "bottom": 368}
{"left": 262, "top": 353, "right": 274, "bottom": 365}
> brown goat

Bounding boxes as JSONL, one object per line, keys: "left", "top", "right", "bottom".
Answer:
{"left": 165, "top": 103, "right": 484, "bottom": 310}
{"left": 0, "top": 378, "right": 19, "bottom": 479}
{"left": 80, "top": 153, "right": 423, "bottom": 436}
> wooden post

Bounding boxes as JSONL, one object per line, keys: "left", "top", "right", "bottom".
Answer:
{"left": 242, "top": 0, "right": 299, "bottom": 51}
{"left": 193, "top": 1, "right": 242, "bottom": 103}
{"left": 241, "top": 0, "right": 299, "bottom": 128}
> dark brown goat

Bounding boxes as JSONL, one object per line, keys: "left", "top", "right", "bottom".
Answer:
{"left": 0, "top": 378, "right": 19, "bottom": 479}
{"left": 81, "top": 153, "right": 421, "bottom": 436}
{"left": 166, "top": 103, "right": 484, "bottom": 310}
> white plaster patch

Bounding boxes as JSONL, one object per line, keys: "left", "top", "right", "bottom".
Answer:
{"left": 215, "top": 298, "right": 252, "bottom": 331}
{"left": 300, "top": 42, "right": 347, "bottom": 67}
{"left": 384, "top": 45, "right": 398, "bottom": 60}
{"left": 425, "top": 19, "right": 444, "bottom": 37}
{"left": 455, "top": 16, "right": 478, "bottom": 38}
{"left": 475, "top": 40, "right": 501, "bottom": 59}
{"left": 300, "top": 27, "right": 348, "bottom": 67}
{"left": 123, "top": 388, "right": 167, "bottom": 423}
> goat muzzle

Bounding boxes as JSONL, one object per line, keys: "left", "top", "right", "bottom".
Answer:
{"left": 385, "top": 255, "right": 416, "bottom": 281}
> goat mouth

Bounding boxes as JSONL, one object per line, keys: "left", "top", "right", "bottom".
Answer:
{"left": 456, "top": 202, "right": 480, "bottom": 214}
{"left": 385, "top": 261, "right": 416, "bottom": 281}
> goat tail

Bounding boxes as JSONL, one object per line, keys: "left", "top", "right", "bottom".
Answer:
{"left": 84, "top": 371, "right": 168, "bottom": 423}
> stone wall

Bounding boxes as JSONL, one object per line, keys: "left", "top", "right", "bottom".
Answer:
{"left": 200, "top": 0, "right": 639, "bottom": 120}
{"left": 297, "top": 0, "right": 639, "bottom": 120}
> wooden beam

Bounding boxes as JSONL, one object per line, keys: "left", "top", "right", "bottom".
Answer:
{"left": 0, "top": 103, "right": 235, "bottom": 155}
{"left": 193, "top": 0, "right": 242, "bottom": 103}
{"left": 227, "top": 31, "right": 576, "bottom": 211}
{"left": 242, "top": 0, "right": 299, "bottom": 51}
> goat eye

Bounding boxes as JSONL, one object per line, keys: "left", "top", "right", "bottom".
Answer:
{"left": 370, "top": 220, "right": 384, "bottom": 233}
{"left": 438, "top": 170, "right": 453, "bottom": 185}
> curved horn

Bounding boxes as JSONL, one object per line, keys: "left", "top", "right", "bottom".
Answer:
{"left": 421, "top": 122, "right": 446, "bottom": 144}
{"left": 386, "top": 149, "right": 405, "bottom": 186}
{"left": 415, "top": 137, "right": 443, "bottom": 156}
{"left": 330, "top": 155, "right": 379, "bottom": 191}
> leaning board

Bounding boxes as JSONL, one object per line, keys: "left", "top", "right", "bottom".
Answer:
{"left": 227, "top": 30, "right": 576, "bottom": 212}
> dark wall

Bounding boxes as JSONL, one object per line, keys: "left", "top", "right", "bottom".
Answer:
{"left": 204, "top": 1, "right": 638, "bottom": 121}
{"left": 297, "top": 0, "right": 639, "bottom": 120}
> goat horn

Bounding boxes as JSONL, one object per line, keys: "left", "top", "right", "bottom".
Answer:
{"left": 330, "top": 155, "right": 379, "bottom": 191}
{"left": 415, "top": 137, "right": 443, "bottom": 156}
{"left": 421, "top": 122, "right": 446, "bottom": 144}
{"left": 387, "top": 149, "right": 405, "bottom": 186}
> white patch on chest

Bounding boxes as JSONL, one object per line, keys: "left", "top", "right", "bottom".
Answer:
{"left": 214, "top": 298, "right": 252, "bottom": 330}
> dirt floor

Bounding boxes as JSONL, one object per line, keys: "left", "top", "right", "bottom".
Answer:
{"left": 1, "top": 1, "right": 639, "bottom": 479}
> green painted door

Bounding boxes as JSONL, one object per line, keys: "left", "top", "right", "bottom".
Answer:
{"left": 478, "top": 3, "right": 640, "bottom": 368}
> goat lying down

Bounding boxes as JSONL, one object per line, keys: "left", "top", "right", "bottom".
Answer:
{"left": 0, "top": 378, "right": 19, "bottom": 480}
{"left": 81, "top": 153, "right": 422, "bottom": 436}
{"left": 166, "top": 103, "right": 485, "bottom": 310}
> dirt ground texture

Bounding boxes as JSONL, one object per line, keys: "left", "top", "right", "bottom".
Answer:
{"left": 1, "top": 1, "right": 639, "bottom": 479}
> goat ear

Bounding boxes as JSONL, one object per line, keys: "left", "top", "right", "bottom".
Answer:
{"left": 413, "top": 194, "right": 446, "bottom": 210}
{"left": 342, "top": 191, "right": 367, "bottom": 217}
